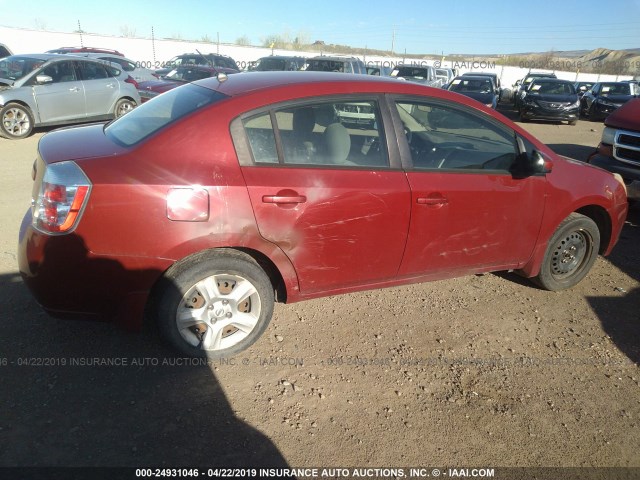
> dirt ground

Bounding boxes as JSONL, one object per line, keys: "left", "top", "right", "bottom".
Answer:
{"left": 0, "top": 104, "right": 638, "bottom": 476}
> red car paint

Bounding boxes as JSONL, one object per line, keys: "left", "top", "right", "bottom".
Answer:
{"left": 18, "top": 72, "right": 628, "bottom": 331}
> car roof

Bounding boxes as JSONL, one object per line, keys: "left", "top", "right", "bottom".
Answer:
{"left": 462, "top": 72, "right": 497, "bottom": 77}
{"left": 5, "top": 53, "right": 66, "bottom": 61}
{"left": 309, "top": 55, "right": 360, "bottom": 61}
{"left": 452, "top": 75, "right": 493, "bottom": 80}
{"left": 197, "top": 71, "right": 446, "bottom": 97}
{"left": 530, "top": 78, "right": 572, "bottom": 84}
{"left": 258, "top": 55, "right": 306, "bottom": 60}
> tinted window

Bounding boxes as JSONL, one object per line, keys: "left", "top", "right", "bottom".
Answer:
{"left": 42, "top": 61, "right": 77, "bottom": 83}
{"left": 0, "top": 56, "right": 45, "bottom": 81}
{"left": 306, "top": 60, "right": 348, "bottom": 72}
{"left": 105, "top": 84, "right": 227, "bottom": 146}
{"left": 244, "top": 99, "right": 389, "bottom": 168}
{"left": 79, "top": 61, "right": 119, "bottom": 80}
{"left": 99, "top": 56, "right": 135, "bottom": 72}
{"left": 395, "top": 100, "right": 517, "bottom": 171}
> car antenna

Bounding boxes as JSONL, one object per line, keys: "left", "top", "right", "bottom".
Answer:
{"left": 196, "top": 48, "right": 213, "bottom": 68}
{"left": 217, "top": 72, "right": 228, "bottom": 82}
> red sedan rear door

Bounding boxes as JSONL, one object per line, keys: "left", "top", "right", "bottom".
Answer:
{"left": 233, "top": 97, "right": 411, "bottom": 294}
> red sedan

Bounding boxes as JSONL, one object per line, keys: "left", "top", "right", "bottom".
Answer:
{"left": 18, "top": 72, "right": 628, "bottom": 358}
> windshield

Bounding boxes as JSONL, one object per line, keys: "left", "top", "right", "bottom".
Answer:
{"left": 528, "top": 82, "right": 575, "bottom": 95}
{"left": 393, "top": 67, "right": 431, "bottom": 78}
{"left": 449, "top": 78, "right": 493, "bottom": 93}
{"left": 0, "top": 56, "right": 45, "bottom": 82}
{"left": 164, "top": 67, "right": 213, "bottom": 82}
{"left": 306, "top": 59, "right": 347, "bottom": 72}
{"left": 104, "top": 84, "right": 227, "bottom": 146}
{"left": 254, "top": 58, "right": 287, "bottom": 71}
{"left": 600, "top": 83, "right": 633, "bottom": 96}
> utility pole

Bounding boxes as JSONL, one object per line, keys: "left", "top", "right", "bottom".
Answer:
{"left": 391, "top": 25, "right": 396, "bottom": 56}
{"left": 77, "top": 20, "right": 84, "bottom": 47}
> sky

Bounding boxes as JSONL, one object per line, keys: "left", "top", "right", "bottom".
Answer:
{"left": 2, "top": 0, "right": 640, "bottom": 55}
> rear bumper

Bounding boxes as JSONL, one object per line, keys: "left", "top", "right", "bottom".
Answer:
{"left": 18, "top": 210, "right": 171, "bottom": 330}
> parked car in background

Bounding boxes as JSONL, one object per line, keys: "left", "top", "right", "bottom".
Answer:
{"left": 575, "top": 81, "right": 594, "bottom": 98}
{"left": 462, "top": 71, "right": 501, "bottom": 98}
{"left": 137, "top": 65, "right": 234, "bottom": 102}
{"left": 250, "top": 56, "right": 306, "bottom": 71}
{"left": 587, "top": 98, "right": 640, "bottom": 201}
{"left": 435, "top": 68, "right": 456, "bottom": 86}
{"left": 0, "top": 54, "right": 139, "bottom": 139}
{"left": 18, "top": 72, "right": 627, "bottom": 359}
{"left": 446, "top": 75, "right": 498, "bottom": 108}
{"left": 514, "top": 72, "right": 557, "bottom": 109}
{"left": 74, "top": 53, "right": 158, "bottom": 84}
{"left": 391, "top": 65, "right": 441, "bottom": 87}
{"left": 519, "top": 78, "right": 580, "bottom": 125}
{"left": 366, "top": 65, "right": 393, "bottom": 76}
{"left": 46, "top": 46, "right": 125, "bottom": 57}
{"left": 580, "top": 82, "right": 639, "bottom": 121}
{"left": 155, "top": 53, "right": 240, "bottom": 76}
{"left": 305, "top": 55, "right": 367, "bottom": 74}
{"left": 0, "top": 43, "right": 12, "bottom": 58}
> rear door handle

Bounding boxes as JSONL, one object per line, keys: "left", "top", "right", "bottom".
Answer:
{"left": 69, "top": 87, "right": 80, "bottom": 92}
{"left": 417, "top": 196, "right": 448, "bottom": 206}
{"left": 106, "top": 83, "right": 115, "bottom": 88}
{"left": 262, "top": 195, "right": 306, "bottom": 204}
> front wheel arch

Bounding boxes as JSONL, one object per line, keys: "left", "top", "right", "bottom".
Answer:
{"left": 532, "top": 212, "right": 600, "bottom": 291}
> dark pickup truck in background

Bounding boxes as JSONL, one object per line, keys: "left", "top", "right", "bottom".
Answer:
{"left": 588, "top": 97, "right": 640, "bottom": 201}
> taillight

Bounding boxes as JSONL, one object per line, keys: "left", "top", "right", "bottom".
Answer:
{"left": 125, "top": 75, "right": 139, "bottom": 89}
{"left": 32, "top": 161, "right": 91, "bottom": 234}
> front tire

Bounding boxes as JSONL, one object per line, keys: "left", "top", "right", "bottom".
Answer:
{"left": 154, "top": 249, "right": 275, "bottom": 358}
{"left": 0, "top": 103, "right": 34, "bottom": 139}
{"left": 533, "top": 213, "right": 600, "bottom": 291}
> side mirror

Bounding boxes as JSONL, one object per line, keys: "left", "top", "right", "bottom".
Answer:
{"left": 531, "top": 150, "right": 553, "bottom": 174}
{"left": 514, "top": 138, "right": 553, "bottom": 177}
{"left": 36, "top": 74, "right": 53, "bottom": 84}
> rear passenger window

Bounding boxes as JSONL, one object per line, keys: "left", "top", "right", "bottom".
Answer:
{"left": 243, "top": 99, "right": 389, "bottom": 168}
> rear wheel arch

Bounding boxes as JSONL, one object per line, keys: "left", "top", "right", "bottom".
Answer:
{"left": 148, "top": 247, "right": 282, "bottom": 358}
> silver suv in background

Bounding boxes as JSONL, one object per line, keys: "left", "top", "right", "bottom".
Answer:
{"left": 0, "top": 54, "right": 140, "bottom": 139}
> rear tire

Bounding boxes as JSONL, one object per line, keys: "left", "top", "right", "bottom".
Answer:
{"left": 153, "top": 249, "right": 275, "bottom": 358}
{"left": 114, "top": 98, "right": 136, "bottom": 118}
{"left": 533, "top": 213, "right": 600, "bottom": 291}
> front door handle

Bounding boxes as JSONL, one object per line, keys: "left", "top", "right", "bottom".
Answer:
{"left": 262, "top": 195, "right": 306, "bottom": 204}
